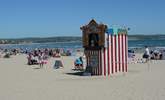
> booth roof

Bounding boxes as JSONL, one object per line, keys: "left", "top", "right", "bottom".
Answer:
{"left": 106, "top": 28, "right": 128, "bottom": 35}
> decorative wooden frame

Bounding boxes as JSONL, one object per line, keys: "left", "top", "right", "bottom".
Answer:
{"left": 80, "top": 19, "right": 107, "bottom": 48}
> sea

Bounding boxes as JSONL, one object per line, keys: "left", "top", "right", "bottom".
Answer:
{"left": 0, "top": 39, "right": 165, "bottom": 52}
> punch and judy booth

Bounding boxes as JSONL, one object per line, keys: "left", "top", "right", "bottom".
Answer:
{"left": 80, "top": 19, "right": 128, "bottom": 76}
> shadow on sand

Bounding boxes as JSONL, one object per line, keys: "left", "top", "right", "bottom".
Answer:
{"left": 32, "top": 67, "right": 41, "bottom": 69}
{"left": 66, "top": 71, "right": 84, "bottom": 76}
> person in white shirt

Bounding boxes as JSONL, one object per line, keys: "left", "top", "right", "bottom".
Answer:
{"left": 143, "top": 46, "right": 150, "bottom": 63}
{"left": 38, "top": 52, "right": 44, "bottom": 68}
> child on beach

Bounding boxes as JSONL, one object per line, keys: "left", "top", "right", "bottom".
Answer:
{"left": 38, "top": 52, "right": 44, "bottom": 68}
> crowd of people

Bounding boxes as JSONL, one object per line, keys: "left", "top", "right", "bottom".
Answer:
{"left": 143, "top": 46, "right": 165, "bottom": 62}
{"left": 128, "top": 46, "right": 165, "bottom": 64}
{"left": 0, "top": 47, "right": 73, "bottom": 68}
{"left": 1, "top": 46, "right": 165, "bottom": 70}
{"left": 150, "top": 49, "right": 163, "bottom": 60}
{"left": 0, "top": 48, "right": 22, "bottom": 58}
{"left": 27, "top": 48, "right": 64, "bottom": 68}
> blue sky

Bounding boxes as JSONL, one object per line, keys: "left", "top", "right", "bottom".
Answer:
{"left": 0, "top": 0, "right": 165, "bottom": 38}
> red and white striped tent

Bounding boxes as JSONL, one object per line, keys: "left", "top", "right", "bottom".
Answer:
{"left": 84, "top": 28, "right": 128, "bottom": 76}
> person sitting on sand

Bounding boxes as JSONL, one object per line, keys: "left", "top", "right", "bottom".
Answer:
{"left": 27, "top": 53, "right": 32, "bottom": 65}
{"left": 27, "top": 53, "right": 38, "bottom": 65}
{"left": 74, "top": 57, "right": 83, "bottom": 70}
{"left": 153, "top": 50, "right": 159, "bottom": 60}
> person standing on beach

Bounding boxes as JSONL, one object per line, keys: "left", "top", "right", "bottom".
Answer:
{"left": 143, "top": 46, "right": 150, "bottom": 63}
{"left": 38, "top": 52, "right": 44, "bottom": 68}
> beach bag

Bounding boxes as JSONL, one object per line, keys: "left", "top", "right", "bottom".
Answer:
{"left": 54, "top": 60, "right": 63, "bottom": 69}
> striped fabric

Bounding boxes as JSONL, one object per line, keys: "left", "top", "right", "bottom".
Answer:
{"left": 85, "top": 34, "right": 128, "bottom": 76}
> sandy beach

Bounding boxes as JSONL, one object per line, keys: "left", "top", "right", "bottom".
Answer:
{"left": 0, "top": 54, "right": 165, "bottom": 100}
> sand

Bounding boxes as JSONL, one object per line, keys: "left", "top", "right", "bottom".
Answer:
{"left": 0, "top": 54, "right": 165, "bottom": 100}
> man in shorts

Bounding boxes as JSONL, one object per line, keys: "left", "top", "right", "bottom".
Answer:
{"left": 143, "top": 46, "right": 150, "bottom": 63}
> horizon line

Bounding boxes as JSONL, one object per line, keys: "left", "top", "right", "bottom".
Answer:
{"left": 0, "top": 34, "right": 165, "bottom": 39}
